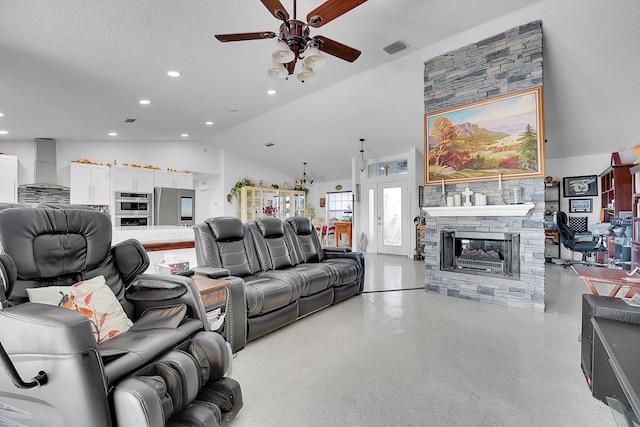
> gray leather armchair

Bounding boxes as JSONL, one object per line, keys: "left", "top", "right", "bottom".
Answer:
{"left": 0, "top": 205, "right": 242, "bottom": 426}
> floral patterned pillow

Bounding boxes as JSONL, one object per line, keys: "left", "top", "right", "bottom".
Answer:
{"left": 26, "top": 275, "right": 133, "bottom": 344}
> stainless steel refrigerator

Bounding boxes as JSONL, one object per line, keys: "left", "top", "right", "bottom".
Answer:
{"left": 153, "top": 187, "right": 196, "bottom": 226}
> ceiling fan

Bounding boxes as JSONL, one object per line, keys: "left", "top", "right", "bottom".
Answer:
{"left": 215, "top": 0, "right": 368, "bottom": 82}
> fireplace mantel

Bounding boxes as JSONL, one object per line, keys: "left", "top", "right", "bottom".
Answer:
{"left": 422, "top": 203, "right": 535, "bottom": 217}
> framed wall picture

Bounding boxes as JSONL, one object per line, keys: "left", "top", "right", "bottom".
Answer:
{"left": 424, "top": 86, "right": 544, "bottom": 185}
{"left": 563, "top": 175, "right": 598, "bottom": 197}
{"left": 569, "top": 198, "right": 592, "bottom": 213}
{"left": 319, "top": 197, "right": 326, "bottom": 208}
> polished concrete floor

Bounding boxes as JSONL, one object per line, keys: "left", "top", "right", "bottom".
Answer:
{"left": 231, "top": 255, "right": 615, "bottom": 426}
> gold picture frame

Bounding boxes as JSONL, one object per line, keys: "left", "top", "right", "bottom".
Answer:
{"left": 424, "top": 87, "right": 544, "bottom": 185}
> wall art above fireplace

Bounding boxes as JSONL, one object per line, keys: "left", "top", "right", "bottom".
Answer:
{"left": 425, "top": 86, "right": 545, "bottom": 185}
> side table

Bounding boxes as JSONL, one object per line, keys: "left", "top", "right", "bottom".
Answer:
{"left": 193, "top": 276, "right": 230, "bottom": 332}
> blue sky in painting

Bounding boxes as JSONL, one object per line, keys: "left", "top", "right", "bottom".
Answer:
{"left": 427, "top": 92, "right": 538, "bottom": 137}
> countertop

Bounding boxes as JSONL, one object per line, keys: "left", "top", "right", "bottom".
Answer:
{"left": 111, "top": 225, "right": 195, "bottom": 245}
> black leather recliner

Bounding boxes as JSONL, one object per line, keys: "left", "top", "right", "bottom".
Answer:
{"left": 0, "top": 205, "right": 242, "bottom": 426}
{"left": 193, "top": 215, "right": 364, "bottom": 347}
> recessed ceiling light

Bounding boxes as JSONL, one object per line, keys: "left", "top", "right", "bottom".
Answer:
{"left": 0, "top": 130, "right": 8, "bottom": 135}
{"left": 167, "top": 71, "right": 181, "bottom": 77}
{"left": 139, "top": 99, "right": 151, "bottom": 105}
{"left": 0, "top": 113, "right": 4, "bottom": 117}
{"left": 181, "top": 133, "right": 189, "bottom": 137}
{"left": 205, "top": 121, "right": 214, "bottom": 126}
{"left": 267, "top": 89, "right": 276, "bottom": 95}
{"left": 108, "top": 132, "right": 118, "bottom": 136}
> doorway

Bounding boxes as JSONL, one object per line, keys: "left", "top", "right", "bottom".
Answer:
{"left": 366, "top": 181, "right": 408, "bottom": 255}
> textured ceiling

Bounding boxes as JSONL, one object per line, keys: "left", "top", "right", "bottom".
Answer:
{"left": 1, "top": 0, "right": 639, "bottom": 181}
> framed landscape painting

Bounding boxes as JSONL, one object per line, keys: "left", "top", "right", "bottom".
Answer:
{"left": 424, "top": 87, "right": 544, "bottom": 185}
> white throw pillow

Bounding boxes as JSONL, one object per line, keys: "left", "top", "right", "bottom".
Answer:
{"left": 27, "top": 275, "right": 133, "bottom": 343}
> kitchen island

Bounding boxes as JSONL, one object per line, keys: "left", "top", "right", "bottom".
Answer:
{"left": 112, "top": 225, "right": 196, "bottom": 274}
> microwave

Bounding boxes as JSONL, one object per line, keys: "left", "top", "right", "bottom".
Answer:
{"left": 115, "top": 192, "right": 152, "bottom": 215}
{"left": 114, "top": 192, "right": 152, "bottom": 226}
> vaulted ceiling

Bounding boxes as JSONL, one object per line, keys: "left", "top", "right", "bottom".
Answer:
{"left": 1, "top": 1, "right": 639, "bottom": 181}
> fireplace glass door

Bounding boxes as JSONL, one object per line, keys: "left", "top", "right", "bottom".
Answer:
{"left": 440, "top": 230, "right": 520, "bottom": 279}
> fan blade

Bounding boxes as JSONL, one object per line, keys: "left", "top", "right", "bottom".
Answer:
{"left": 315, "top": 36, "right": 361, "bottom": 62}
{"left": 260, "top": 0, "right": 289, "bottom": 20}
{"left": 307, "top": 0, "right": 367, "bottom": 28}
{"left": 215, "top": 31, "right": 277, "bottom": 42}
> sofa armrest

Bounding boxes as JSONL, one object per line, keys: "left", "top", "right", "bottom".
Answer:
{"left": 580, "top": 294, "right": 640, "bottom": 387}
{"left": 0, "top": 303, "right": 98, "bottom": 355}
{"left": 191, "top": 266, "right": 231, "bottom": 279}
{"left": 126, "top": 274, "right": 208, "bottom": 329}
{"left": 224, "top": 277, "right": 247, "bottom": 352}
{"left": 323, "top": 247, "right": 352, "bottom": 253}
{"left": 324, "top": 251, "right": 363, "bottom": 262}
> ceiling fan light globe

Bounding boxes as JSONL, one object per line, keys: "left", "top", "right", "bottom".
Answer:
{"left": 272, "top": 41, "right": 295, "bottom": 63}
{"left": 303, "top": 47, "right": 326, "bottom": 68}
{"left": 297, "top": 66, "right": 317, "bottom": 83}
{"left": 268, "top": 62, "right": 288, "bottom": 79}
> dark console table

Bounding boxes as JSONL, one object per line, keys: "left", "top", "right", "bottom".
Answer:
{"left": 591, "top": 317, "right": 640, "bottom": 424}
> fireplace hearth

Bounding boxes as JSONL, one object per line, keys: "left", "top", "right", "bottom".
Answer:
{"left": 440, "top": 230, "right": 520, "bottom": 279}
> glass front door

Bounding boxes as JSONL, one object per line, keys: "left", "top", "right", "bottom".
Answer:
{"left": 367, "top": 182, "right": 407, "bottom": 255}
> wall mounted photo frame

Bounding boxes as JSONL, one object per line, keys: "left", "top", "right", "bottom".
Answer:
{"left": 563, "top": 175, "right": 598, "bottom": 197}
{"left": 569, "top": 198, "right": 593, "bottom": 213}
{"left": 424, "top": 86, "right": 544, "bottom": 185}
{"left": 319, "top": 197, "right": 326, "bottom": 208}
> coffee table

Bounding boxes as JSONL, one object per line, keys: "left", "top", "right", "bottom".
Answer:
{"left": 572, "top": 265, "right": 640, "bottom": 298}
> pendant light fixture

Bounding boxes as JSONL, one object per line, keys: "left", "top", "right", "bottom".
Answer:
{"left": 296, "top": 162, "right": 314, "bottom": 188}
{"left": 358, "top": 138, "right": 367, "bottom": 172}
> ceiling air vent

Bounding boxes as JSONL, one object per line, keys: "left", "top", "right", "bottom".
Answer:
{"left": 124, "top": 118, "right": 136, "bottom": 123}
{"left": 264, "top": 142, "right": 275, "bottom": 147}
{"left": 383, "top": 39, "right": 409, "bottom": 55}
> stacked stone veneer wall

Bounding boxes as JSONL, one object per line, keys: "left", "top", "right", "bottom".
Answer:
{"left": 423, "top": 21, "right": 545, "bottom": 312}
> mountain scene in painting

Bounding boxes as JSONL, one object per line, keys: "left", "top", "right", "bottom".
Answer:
{"left": 427, "top": 91, "right": 539, "bottom": 181}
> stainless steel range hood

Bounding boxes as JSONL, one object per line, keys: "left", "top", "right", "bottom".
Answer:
{"left": 29, "top": 138, "right": 68, "bottom": 189}
{"left": 17, "top": 138, "right": 70, "bottom": 204}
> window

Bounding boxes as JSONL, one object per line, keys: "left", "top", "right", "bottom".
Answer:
{"left": 326, "top": 191, "right": 353, "bottom": 223}
{"left": 367, "top": 159, "right": 408, "bottom": 178}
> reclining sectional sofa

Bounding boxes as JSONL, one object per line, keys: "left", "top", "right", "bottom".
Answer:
{"left": 193, "top": 216, "right": 365, "bottom": 350}
{"left": 0, "top": 205, "right": 242, "bottom": 426}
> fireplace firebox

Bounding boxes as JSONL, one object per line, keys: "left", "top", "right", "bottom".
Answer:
{"left": 440, "top": 230, "right": 520, "bottom": 279}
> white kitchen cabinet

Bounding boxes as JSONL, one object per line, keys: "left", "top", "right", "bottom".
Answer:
{"left": 111, "top": 165, "right": 154, "bottom": 193}
{"left": 70, "top": 162, "right": 110, "bottom": 205}
{"left": 0, "top": 154, "right": 18, "bottom": 203}
{"left": 153, "top": 170, "right": 193, "bottom": 189}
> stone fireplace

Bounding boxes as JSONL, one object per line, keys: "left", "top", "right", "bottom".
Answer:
{"left": 422, "top": 21, "right": 545, "bottom": 311}
{"left": 440, "top": 230, "right": 520, "bottom": 279}
{"left": 422, "top": 179, "right": 546, "bottom": 312}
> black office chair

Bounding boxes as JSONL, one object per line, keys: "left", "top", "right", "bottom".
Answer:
{"left": 554, "top": 211, "right": 604, "bottom": 264}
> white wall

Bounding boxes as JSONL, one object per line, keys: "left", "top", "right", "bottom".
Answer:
{"left": 55, "top": 140, "right": 223, "bottom": 178}
{"left": 545, "top": 151, "right": 631, "bottom": 260}
{"left": 307, "top": 179, "right": 353, "bottom": 221}
{"left": 0, "top": 140, "right": 37, "bottom": 184}
{"left": 221, "top": 150, "right": 297, "bottom": 217}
